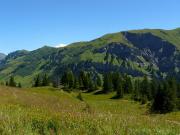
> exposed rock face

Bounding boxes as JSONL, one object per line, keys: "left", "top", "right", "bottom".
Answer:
{"left": 123, "top": 32, "right": 179, "bottom": 73}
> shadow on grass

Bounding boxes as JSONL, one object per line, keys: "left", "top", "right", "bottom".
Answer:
{"left": 110, "top": 95, "right": 122, "bottom": 99}
{"left": 93, "top": 90, "right": 105, "bottom": 95}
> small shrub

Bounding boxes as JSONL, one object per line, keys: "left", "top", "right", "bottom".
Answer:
{"left": 77, "top": 92, "right": 84, "bottom": 101}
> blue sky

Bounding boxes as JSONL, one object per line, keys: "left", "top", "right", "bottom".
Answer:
{"left": 0, "top": 0, "right": 180, "bottom": 54}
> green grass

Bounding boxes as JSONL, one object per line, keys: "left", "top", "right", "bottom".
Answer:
{"left": 0, "top": 86, "right": 180, "bottom": 135}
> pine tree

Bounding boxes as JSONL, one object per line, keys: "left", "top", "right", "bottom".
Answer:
{"left": 123, "top": 75, "right": 133, "bottom": 94}
{"left": 61, "top": 72, "right": 68, "bottom": 87}
{"left": 103, "top": 73, "right": 113, "bottom": 93}
{"left": 67, "top": 70, "right": 74, "bottom": 88}
{"left": 61, "top": 70, "right": 75, "bottom": 89}
{"left": 18, "top": 82, "right": 22, "bottom": 88}
{"left": 111, "top": 73, "right": 123, "bottom": 98}
{"left": 132, "top": 80, "right": 141, "bottom": 101}
{"left": 94, "top": 81, "right": 98, "bottom": 91}
{"left": 79, "top": 71, "right": 89, "bottom": 90}
{"left": 86, "top": 72, "right": 91, "bottom": 90}
{"left": 96, "top": 75, "right": 102, "bottom": 87}
{"left": 151, "top": 82, "right": 176, "bottom": 113}
{"left": 9, "top": 76, "right": 16, "bottom": 87}
{"left": 88, "top": 78, "right": 94, "bottom": 92}
{"left": 177, "top": 83, "right": 180, "bottom": 98}
{"left": 78, "top": 74, "right": 83, "bottom": 89}
{"left": 167, "top": 77, "right": 177, "bottom": 97}
{"left": 73, "top": 76, "right": 79, "bottom": 89}
{"left": 116, "top": 81, "right": 124, "bottom": 98}
{"left": 42, "top": 74, "right": 49, "bottom": 86}
{"left": 6, "top": 81, "right": 8, "bottom": 86}
{"left": 112, "top": 72, "right": 121, "bottom": 91}
{"left": 150, "top": 78, "right": 158, "bottom": 99}
{"left": 83, "top": 73, "right": 89, "bottom": 90}
{"left": 140, "top": 76, "right": 151, "bottom": 100}
{"left": 33, "top": 75, "right": 41, "bottom": 87}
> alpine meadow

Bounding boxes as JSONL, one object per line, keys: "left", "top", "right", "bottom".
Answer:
{"left": 0, "top": 0, "right": 180, "bottom": 135}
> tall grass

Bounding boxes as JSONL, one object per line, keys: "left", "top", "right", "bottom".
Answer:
{"left": 0, "top": 86, "right": 179, "bottom": 135}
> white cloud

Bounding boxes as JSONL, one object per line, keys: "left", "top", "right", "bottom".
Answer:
{"left": 55, "top": 43, "right": 68, "bottom": 48}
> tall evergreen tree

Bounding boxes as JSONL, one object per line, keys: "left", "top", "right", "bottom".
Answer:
{"left": 96, "top": 75, "right": 102, "bottom": 87}
{"left": 151, "top": 82, "right": 176, "bottom": 113}
{"left": 88, "top": 78, "right": 95, "bottom": 92}
{"left": 132, "top": 80, "right": 141, "bottom": 101}
{"left": 61, "top": 72, "right": 68, "bottom": 87}
{"left": 140, "top": 76, "right": 151, "bottom": 100}
{"left": 112, "top": 72, "right": 121, "bottom": 91}
{"left": 61, "top": 70, "right": 75, "bottom": 89}
{"left": 167, "top": 77, "right": 177, "bottom": 97}
{"left": 115, "top": 75, "right": 124, "bottom": 98}
{"left": 79, "top": 71, "right": 89, "bottom": 90}
{"left": 33, "top": 75, "right": 41, "bottom": 87}
{"left": 6, "top": 81, "right": 8, "bottom": 86}
{"left": 9, "top": 76, "right": 16, "bottom": 87}
{"left": 123, "top": 75, "right": 133, "bottom": 94}
{"left": 150, "top": 78, "right": 158, "bottom": 99}
{"left": 177, "top": 83, "right": 180, "bottom": 98}
{"left": 73, "top": 76, "right": 79, "bottom": 89}
{"left": 78, "top": 74, "right": 83, "bottom": 89}
{"left": 67, "top": 70, "right": 74, "bottom": 88}
{"left": 111, "top": 72, "right": 124, "bottom": 98}
{"left": 42, "top": 74, "right": 49, "bottom": 86}
{"left": 103, "top": 73, "right": 113, "bottom": 93}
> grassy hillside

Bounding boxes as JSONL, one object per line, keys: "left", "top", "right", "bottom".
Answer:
{"left": 0, "top": 86, "right": 179, "bottom": 135}
{"left": 129, "top": 28, "right": 180, "bottom": 49}
{"left": 0, "top": 47, "right": 57, "bottom": 86}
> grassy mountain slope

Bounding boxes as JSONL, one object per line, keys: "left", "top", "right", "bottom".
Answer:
{"left": 1, "top": 28, "right": 180, "bottom": 86}
{"left": 0, "top": 86, "right": 179, "bottom": 134}
{"left": 129, "top": 28, "right": 180, "bottom": 49}
{"left": 0, "top": 47, "right": 56, "bottom": 85}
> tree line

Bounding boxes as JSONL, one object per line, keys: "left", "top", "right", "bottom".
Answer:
{"left": 3, "top": 70, "right": 179, "bottom": 114}
{"left": 0, "top": 76, "right": 22, "bottom": 88}
{"left": 49, "top": 70, "right": 180, "bottom": 114}
{"left": 33, "top": 74, "right": 50, "bottom": 87}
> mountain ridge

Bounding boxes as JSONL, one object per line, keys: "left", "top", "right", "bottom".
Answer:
{"left": 1, "top": 28, "right": 180, "bottom": 86}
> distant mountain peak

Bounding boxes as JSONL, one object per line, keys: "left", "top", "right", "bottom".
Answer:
{"left": 0, "top": 53, "right": 6, "bottom": 60}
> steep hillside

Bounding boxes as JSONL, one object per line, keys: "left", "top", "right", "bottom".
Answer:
{"left": 0, "top": 46, "right": 57, "bottom": 84}
{"left": 0, "top": 28, "right": 180, "bottom": 86}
